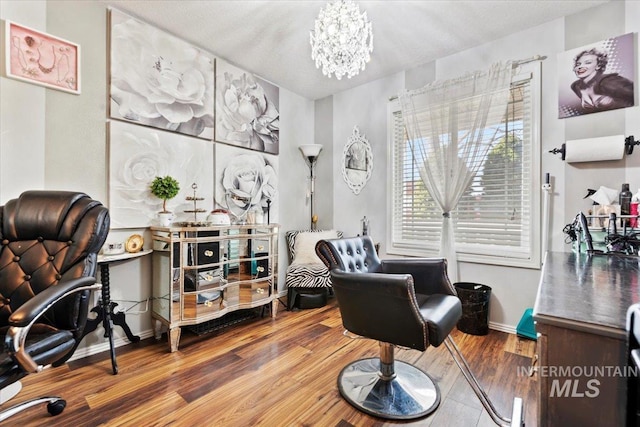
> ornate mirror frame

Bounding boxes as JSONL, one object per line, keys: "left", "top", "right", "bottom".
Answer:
{"left": 341, "top": 126, "right": 373, "bottom": 195}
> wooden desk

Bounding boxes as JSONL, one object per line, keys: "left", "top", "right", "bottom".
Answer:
{"left": 80, "top": 250, "right": 151, "bottom": 374}
{"left": 534, "top": 251, "right": 640, "bottom": 426}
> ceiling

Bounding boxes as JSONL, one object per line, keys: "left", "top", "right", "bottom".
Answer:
{"left": 101, "top": 0, "right": 610, "bottom": 100}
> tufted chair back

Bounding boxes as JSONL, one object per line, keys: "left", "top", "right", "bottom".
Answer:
{"left": 0, "top": 191, "right": 110, "bottom": 335}
{"left": 316, "top": 235, "right": 431, "bottom": 350}
{"left": 315, "top": 235, "right": 381, "bottom": 274}
{"left": 316, "top": 235, "right": 463, "bottom": 351}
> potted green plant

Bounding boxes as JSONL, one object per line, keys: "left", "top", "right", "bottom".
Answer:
{"left": 150, "top": 176, "right": 180, "bottom": 226}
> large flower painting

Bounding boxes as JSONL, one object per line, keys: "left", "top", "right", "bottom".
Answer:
{"left": 109, "top": 9, "right": 215, "bottom": 139}
{"left": 215, "top": 59, "right": 280, "bottom": 154}
{"left": 215, "top": 144, "right": 278, "bottom": 223}
{"left": 109, "top": 120, "right": 214, "bottom": 228}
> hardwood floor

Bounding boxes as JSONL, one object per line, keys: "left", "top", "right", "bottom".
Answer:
{"left": 8, "top": 298, "right": 537, "bottom": 426}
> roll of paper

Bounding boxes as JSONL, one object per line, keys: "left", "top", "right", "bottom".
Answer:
{"left": 564, "top": 135, "right": 625, "bottom": 163}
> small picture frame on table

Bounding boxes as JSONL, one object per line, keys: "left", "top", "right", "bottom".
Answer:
{"left": 4, "top": 20, "right": 81, "bottom": 95}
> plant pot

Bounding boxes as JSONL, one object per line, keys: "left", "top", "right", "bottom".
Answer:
{"left": 158, "top": 212, "right": 174, "bottom": 227}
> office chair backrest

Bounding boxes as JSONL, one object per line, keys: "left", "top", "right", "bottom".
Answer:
{"left": 0, "top": 191, "right": 110, "bottom": 332}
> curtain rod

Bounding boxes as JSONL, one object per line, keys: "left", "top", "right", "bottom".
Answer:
{"left": 512, "top": 54, "right": 547, "bottom": 67}
{"left": 388, "top": 55, "right": 547, "bottom": 101}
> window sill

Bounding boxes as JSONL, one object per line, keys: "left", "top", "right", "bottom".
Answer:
{"left": 386, "top": 245, "right": 541, "bottom": 270}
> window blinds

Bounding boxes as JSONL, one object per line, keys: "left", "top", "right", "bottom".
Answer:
{"left": 390, "top": 75, "right": 536, "bottom": 261}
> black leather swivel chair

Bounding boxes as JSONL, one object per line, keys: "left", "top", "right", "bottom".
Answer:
{"left": 316, "top": 236, "right": 523, "bottom": 426}
{"left": 0, "top": 191, "right": 109, "bottom": 421}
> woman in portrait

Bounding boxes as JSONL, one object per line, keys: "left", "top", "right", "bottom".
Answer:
{"left": 571, "top": 48, "right": 634, "bottom": 113}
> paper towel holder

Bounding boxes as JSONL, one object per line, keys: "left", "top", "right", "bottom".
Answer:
{"left": 549, "top": 135, "right": 640, "bottom": 161}
{"left": 625, "top": 135, "right": 640, "bottom": 155}
{"left": 548, "top": 144, "right": 568, "bottom": 161}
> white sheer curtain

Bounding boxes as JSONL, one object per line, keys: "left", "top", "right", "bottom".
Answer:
{"left": 398, "top": 61, "right": 513, "bottom": 282}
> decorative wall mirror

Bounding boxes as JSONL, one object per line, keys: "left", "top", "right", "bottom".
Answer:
{"left": 341, "top": 126, "right": 373, "bottom": 195}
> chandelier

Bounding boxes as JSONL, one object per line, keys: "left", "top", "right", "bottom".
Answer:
{"left": 310, "top": 0, "right": 373, "bottom": 80}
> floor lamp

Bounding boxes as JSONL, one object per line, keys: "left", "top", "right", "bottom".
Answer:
{"left": 299, "top": 144, "right": 323, "bottom": 230}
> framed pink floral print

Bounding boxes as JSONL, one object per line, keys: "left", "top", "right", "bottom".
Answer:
{"left": 4, "top": 20, "right": 81, "bottom": 94}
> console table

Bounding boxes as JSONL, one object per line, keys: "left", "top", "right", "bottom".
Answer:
{"left": 80, "top": 250, "right": 151, "bottom": 374}
{"left": 534, "top": 251, "right": 640, "bottom": 426}
{"left": 150, "top": 224, "right": 278, "bottom": 352}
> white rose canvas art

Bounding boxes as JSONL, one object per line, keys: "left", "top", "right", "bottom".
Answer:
{"left": 109, "top": 9, "right": 215, "bottom": 139}
{"left": 109, "top": 120, "right": 214, "bottom": 228}
{"left": 215, "top": 59, "right": 280, "bottom": 155}
{"left": 215, "top": 143, "right": 278, "bottom": 224}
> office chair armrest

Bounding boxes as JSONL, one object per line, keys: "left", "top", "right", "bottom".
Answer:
{"left": 6, "top": 277, "right": 101, "bottom": 373}
{"left": 380, "top": 258, "right": 456, "bottom": 296}
{"left": 8, "top": 276, "right": 99, "bottom": 328}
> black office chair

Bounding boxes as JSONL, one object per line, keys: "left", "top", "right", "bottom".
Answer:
{"left": 0, "top": 191, "right": 109, "bottom": 421}
{"left": 316, "top": 236, "right": 523, "bottom": 426}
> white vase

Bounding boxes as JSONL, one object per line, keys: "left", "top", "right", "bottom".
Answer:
{"left": 158, "top": 212, "right": 174, "bottom": 227}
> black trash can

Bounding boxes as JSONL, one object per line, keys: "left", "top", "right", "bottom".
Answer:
{"left": 454, "top": 282, "right": 491, "bottom": 336}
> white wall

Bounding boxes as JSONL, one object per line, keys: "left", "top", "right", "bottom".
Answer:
{"left": 0, "top": 1, "right": 46, "bottom": 203}
{"left": 277, "top": 89, "right": 316, "bottom": 282}
{"left": 45, "top": 1, "right": 108, "bottom": 197}
{"left": 331, "top": 72, "right": 404, "bottom": 242}
{"left": 314, "top": 95, "right": 334, "bottom": 231}
{"left": 325, "top": 0, "right": 640, "bottom": 330}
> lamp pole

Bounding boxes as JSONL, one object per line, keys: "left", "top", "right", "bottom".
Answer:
{"left": 299, "top": 145, "right": 323, "bottom": 230}
{"left": 309, "top": 157, "right": 317, "bottom": 230}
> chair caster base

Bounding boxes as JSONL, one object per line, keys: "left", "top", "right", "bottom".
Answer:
{"left": 0, "top": 396, "right": 65, "bottom": 422}
{"left": 337, "top": 358, "right": 440, "bottom": 420}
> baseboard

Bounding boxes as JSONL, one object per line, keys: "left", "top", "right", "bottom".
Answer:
{"left": 68, "top": 329, "right": 156, "bottom": 362}
{"left": 489, "top": 321, "right": 516, "bottom": 335}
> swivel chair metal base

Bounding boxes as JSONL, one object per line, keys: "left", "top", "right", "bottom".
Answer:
{"left": 0, "top": 396, "right": 66, "bottom": 422}
{"left": 338, "top": 344, "right": 440, "bottom": 420}
{"left": 444, "top": 336, "right": 524, "bottom": 427}
{"left": 337, "top": 338, "right": 524, "bottom": 426}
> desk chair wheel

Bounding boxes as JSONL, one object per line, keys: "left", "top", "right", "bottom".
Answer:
{"left": 47, "top": 399, "right": 66, "bottom": 416}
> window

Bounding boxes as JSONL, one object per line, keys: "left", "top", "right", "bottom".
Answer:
{"left": 387, "top": 64, "right": 541, "bottom": 268}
